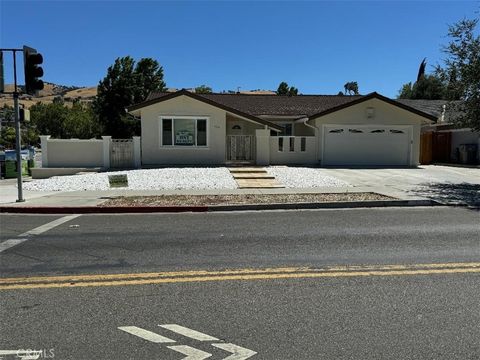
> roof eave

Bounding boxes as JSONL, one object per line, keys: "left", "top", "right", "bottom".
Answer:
{"left": 308, "top": 92, "right": 437, "bottom": 122}
{"left": 127, "top": 89, "right": 283, "bottom": 131}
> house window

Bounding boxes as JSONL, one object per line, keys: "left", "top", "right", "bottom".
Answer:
{"left": 300, "top": 137, "right": 306, "bottom": 152}
{"left": 161, "top": 117, "right": 208, "bottom": 146}
{"left": 162, "top": 119, "right": 173, "bottom": 145}
{"left": 289, "top": 137, "right": 295, "bottom": 152}
{"left": 278, "top": 137, "right": 284, "bottom": 152}
{"left": 271, "top": 123, "right": 293, "bottom": 136}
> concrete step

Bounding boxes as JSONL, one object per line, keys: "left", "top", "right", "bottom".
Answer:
{"left": 228, "top": 167, "right": 267, "bottom": 173}
{"left": 237, "top": 184, "right": 285, "bottom": 189}
{"left": 232, "top": 173, "right": 275, "bottom": 179}
{"left": 235, "top": 179, "right": 285, "bottom": 189}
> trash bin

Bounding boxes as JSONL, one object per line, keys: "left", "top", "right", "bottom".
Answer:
{"left": 5, "top": 160, "right": 29, "bottom": 178}
{"left": 458, "top": 144, "right": 478, "bottom": 165}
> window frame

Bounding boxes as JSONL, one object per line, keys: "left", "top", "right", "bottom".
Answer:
{"left": 159, "top": 116, "right": 209, "bottom": 148}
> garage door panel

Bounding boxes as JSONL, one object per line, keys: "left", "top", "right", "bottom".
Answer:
{"left": 323, "top": 125, "right": 411, "bottom": 166}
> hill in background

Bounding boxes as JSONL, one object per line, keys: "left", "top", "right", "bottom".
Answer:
{"left": 0, "top": 82, "right": 97, "bottom": 108}
{"left": 1, "top": 83, "right": 275, "bottom": 109}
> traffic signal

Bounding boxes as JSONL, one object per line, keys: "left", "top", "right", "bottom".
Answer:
{"left": 23, "top": 45, "right": 44, "bottom": 95}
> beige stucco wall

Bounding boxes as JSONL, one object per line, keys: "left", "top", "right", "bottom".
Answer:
{"left": 47, "top": 139, "right": 104, "bottom": 167}
{"left": 269, "top": 136, "right": 317, "bottom": 165}
{"left": 313, "top": 98, "right": 425, "bottom": 166}
{"left": 294, "top": 123, "right": 315, "bottom": 136}
{"left": 226, "top": 116, "right": 263, "bottom": 136}
{"left": 139, "top": 96, "right": 228, "bottom": 165}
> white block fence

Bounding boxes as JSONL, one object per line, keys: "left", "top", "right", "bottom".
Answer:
{"left": 40, "top": 135, "right": 141, "bottom": 169}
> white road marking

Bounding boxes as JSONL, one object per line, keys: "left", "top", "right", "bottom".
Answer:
{"left": 159, "top": 324, "right": 219, "bottom": 341}
{"left": 0, "top": 215, "right": 81, "bottom": 254}
{"left": 118, "top": 326, "right": 175, "bottom": 343}
{"left": 212, "top": 343, "right": 257, "bottom": 360}
{"left": 19, "top": 214, "right": 81, "bottom": 237}
{"left": 167, "top": 345, "right": 212, "bottom": 360}
{"left": 119, "top": 324, "right": 257, "bottom": 359}
{"left": 0, "top": 238, "right": 29, "bottom": 253}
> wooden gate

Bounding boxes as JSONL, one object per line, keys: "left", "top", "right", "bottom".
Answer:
{"left": 110, "top": 139, "right": 134, "bottom": 168}
{"left": 420, "top": 131, "right": 452, "bottom": 165}
{"left": 433, "top": 132, "right": 451, "bottom": 163}
{"left": 420, "top": 132, "right": 433, "bottom": 165}
{"left": 226, "top": 135, "right": 255, "bottom": 162}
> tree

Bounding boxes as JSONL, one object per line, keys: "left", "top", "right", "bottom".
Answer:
{"left": 133, "top": 58, "right": 166, "bottom": 103}
{"left": 276, "top": 82, "right": 289, "bottom": 95}
{"left": 344, "top": 81, "right": 359, "bottom": 95}
{"left": 417, "top": 58, "right": 427, "bottom": 81}
{"left": 0, "top": 127, "right": 16, "bottom": 148}
{"left": 398, "top": 58, "right": 451, "bottom": 100}
{"left": 398, "top": 74, "right": 448, "bottom": 100}
{"left": 29, "top": 101, "right": 101, "bottom": 140}
{"left": 436, "top": 18, "right": 480, "bottom": 130}
{"left": 94, "top": 56, "right": 166, "bottom": 138}
{"left": 288, "top": 86, "right": 298, "bottom": 96}
{"left": 195, "top": 85, "right": 213, "bottom": 94}
{"left": 276, "top": 82, "right": 299, "bottom": 96}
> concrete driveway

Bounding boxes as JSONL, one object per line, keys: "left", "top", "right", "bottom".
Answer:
{"left": 321, "top": 165, "right": 480, "bottom": 206}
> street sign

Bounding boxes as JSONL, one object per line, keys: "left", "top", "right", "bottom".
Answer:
{"left": 108, "top": 174, "right": 128, "bottom": 188}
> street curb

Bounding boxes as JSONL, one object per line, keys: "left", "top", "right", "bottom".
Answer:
{"left": 0, "top": 199, "right": 441, "bottom": 214}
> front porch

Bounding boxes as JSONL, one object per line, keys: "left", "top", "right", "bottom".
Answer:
{"left": 225, "top": 115, "right": 317, "bottom": 166}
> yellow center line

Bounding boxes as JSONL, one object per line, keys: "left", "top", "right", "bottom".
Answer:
{"left": 1, "top": 262, "right": 479, "bottom": 290}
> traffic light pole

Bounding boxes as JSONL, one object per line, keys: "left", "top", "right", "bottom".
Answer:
{"left": 0, "top": 48, "right": 25, "bottom": 202}
{"left": 13, "top": 50, "right": 25, "bottom": 202}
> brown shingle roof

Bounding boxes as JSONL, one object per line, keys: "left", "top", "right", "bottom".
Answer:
{"left": 146, "top": 91, "right": 362, "bottom": 117}
{"left": 129, "top": 90, "right": 436, "bottom": 122}
{"left": 396, "top": 99, "right": 463, "bottom": 122}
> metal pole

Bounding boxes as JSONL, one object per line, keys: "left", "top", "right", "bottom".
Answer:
{"left": 13, "top": 50, "right": 25, "bottom": 202}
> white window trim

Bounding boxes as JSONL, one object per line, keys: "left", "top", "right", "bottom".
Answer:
{"left": 159, "top": 116, "right": 210, "bottom": 148}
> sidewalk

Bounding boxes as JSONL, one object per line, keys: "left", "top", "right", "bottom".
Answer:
{"left": 0, "top": 177, "right": 437, "bottom": 213}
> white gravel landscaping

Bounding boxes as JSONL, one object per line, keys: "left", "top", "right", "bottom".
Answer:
{"left": 266, "top": 166, "right": 351, "bottom": 188}
{"left": 23, "top": 168, "right": 238, "bottom": 192}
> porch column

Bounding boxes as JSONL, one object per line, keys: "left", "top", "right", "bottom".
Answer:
{"left": 102, "top": 136, "right": 111, "bottom": 169}
{"left": 255, "top": 129, "right": 270, "bottom": 165}
{"left": 132, "top": 136, "right": 141, "bottom": 168}
{"left": 40, "top": 135, "right": 51, "bottom": 168}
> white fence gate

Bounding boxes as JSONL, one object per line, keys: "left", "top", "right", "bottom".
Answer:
{"left": 227, "top": 135, "right": 255, "bottom": 162}
{"left": 110, "top": 139, "right": 134, "bottom": 168}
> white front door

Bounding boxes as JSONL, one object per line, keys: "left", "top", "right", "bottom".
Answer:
{"left": 323, "top": 125, "right": 412, "bottom": 166}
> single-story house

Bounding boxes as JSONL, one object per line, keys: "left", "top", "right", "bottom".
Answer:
{"left": 127, "top": 90, "right": 437, "bottom": 167}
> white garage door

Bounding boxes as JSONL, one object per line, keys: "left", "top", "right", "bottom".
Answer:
{"left": 323, "top": 125, "right": 412, "bottom": 166}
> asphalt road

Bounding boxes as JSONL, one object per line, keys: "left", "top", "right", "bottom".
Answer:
{"left": 0, "top": 207, "right": 479, "bottom": 359}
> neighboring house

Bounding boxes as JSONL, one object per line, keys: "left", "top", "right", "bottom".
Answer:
{"left": 127, "top": 90, "right": 436, "bottom": 167}
{"left": 397, "top": 99, "right": 480, "bottom": 164}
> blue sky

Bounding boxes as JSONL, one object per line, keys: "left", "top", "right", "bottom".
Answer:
{"left": 1, "top": 1, "right": 478, "bottom": 97}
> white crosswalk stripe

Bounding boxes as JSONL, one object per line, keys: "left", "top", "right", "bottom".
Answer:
{"left": 160, "top": 324, "right": 219, "bottom": 341}
{"left": 167, "top": 345, "right": 212, "bottom": 360}
{"left": 118, "top": 326, "right": 175, "bottom": 343}
{"left": 118, "top": 324, "right": 257, "bottom": 359}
